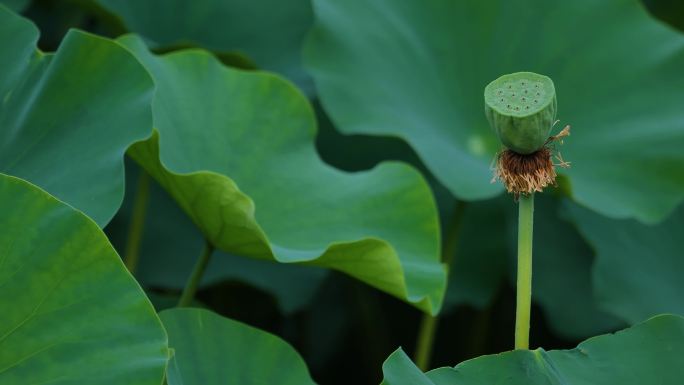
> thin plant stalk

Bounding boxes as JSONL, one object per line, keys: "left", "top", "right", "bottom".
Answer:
{"left": 353, "top": 283, "right": 391, "bottom": 374}
{"left": 515, "top": 193, "right": 534, "bottom": 349}
{"left": 123, "top": 170, "right": 151, "bottom": 273}
{"left": 414, "top": 314, "right": 437, "bottom": 371}
{"left": 177, "top": 240, "right": 215, "bottom": 307}
{"left": 414, "top": 200, "right": 467, "bottom": 371}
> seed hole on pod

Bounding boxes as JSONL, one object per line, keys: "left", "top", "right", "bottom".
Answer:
{"left": 534, "top": 100, "right": 538, "bottom": 103}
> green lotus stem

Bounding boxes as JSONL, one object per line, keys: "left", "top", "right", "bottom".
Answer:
{"left": 123, "top": 170, "right": 151, "bottom": 273}
{"left": 414, "top": 314, "right": 437, "bottom": 370}
{"left": 414, "top": 201, "right": 467, "bottom": 370}
{"left": 178, "top": 240, "right": 215, "bottom": 307}
{"left": 515, "top": 193, "right": 534, "bottom": 349}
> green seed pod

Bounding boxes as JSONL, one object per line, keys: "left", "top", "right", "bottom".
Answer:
{"left": 484, "top": 72, "right": 557, "bottom": 154}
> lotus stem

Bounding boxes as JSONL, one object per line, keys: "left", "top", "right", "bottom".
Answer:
{"left": 178, "top": 240, "right": 214, "bottom": 307}
{"left": 123, "top": 169, "right": 151, "bottom": 273}
{"left": 515, "top": 193, "right": 534, "bottom": 349}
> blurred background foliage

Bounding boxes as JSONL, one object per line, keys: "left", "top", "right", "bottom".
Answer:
{"left": 4, "top": 0, "right": 683, "bottom": 383}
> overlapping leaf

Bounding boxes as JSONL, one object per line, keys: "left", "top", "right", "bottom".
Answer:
{"left": 566, "top": 202, "right": 684, "bottom": 324}
{"left": 0, "top": 174, "right": 168, "bottom": 384}
{"left": 116, "top": 35, "right": 446, "bottom": 314}
{"left": 160, "top": 308, "right": 316, "bottom": 385}
{"left": 0, "top": 6, "right": 153, "bottom": 226}
{"left": 106, "top": 163, "right": 328, "bottom": 314}
{"left": 96, "top": 0, "right": 313, "bottom": 93}
{"left": 306, "top": 0, "right": 684, "bottom": 223}
{"left": 381, "top": 314, "right": 684, "bottom": 384}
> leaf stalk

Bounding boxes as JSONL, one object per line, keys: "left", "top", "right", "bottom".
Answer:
{"left": 123, "top": 169, "right": 151, "bottom": 273}
{"left": 178, "top": 240, "right": 215, "bottom": 307}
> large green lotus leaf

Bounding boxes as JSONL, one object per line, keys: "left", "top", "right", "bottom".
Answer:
{"left": 105, "top": 162, "right": 328, "bottom": 314}
{"left": 527, "top": 195, "right": 624, "bottom": 339}
{"left": 0, "top": 174, "right": 168, "bottom": 384}
{"left": 96, "top": 0, "right": 313, "bottom": 93}
{"left": 160, "top": 308, "right": 316, "bottom": 385}
{"left": 381, "top": 314, "right": 684, "bottom": 385}
{"left": 0, "top": 6, "right": 153, "bottom": 226}
{"left": 117, "top": 35, "right": 446, "bottom": 314}
{"left": 565, "top": 202, "right": 684, "bottom": 324}
{"left": 305, "top": 0, "right": 684, "bottom": 223}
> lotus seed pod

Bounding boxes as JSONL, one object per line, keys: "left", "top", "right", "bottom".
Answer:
{"left": 484, "top": 72, "right": 557, "bottom": 154}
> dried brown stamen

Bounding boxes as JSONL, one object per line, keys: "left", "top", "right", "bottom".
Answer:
{"left": 492, "top": 126, "right": 571, "bottom": 196}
